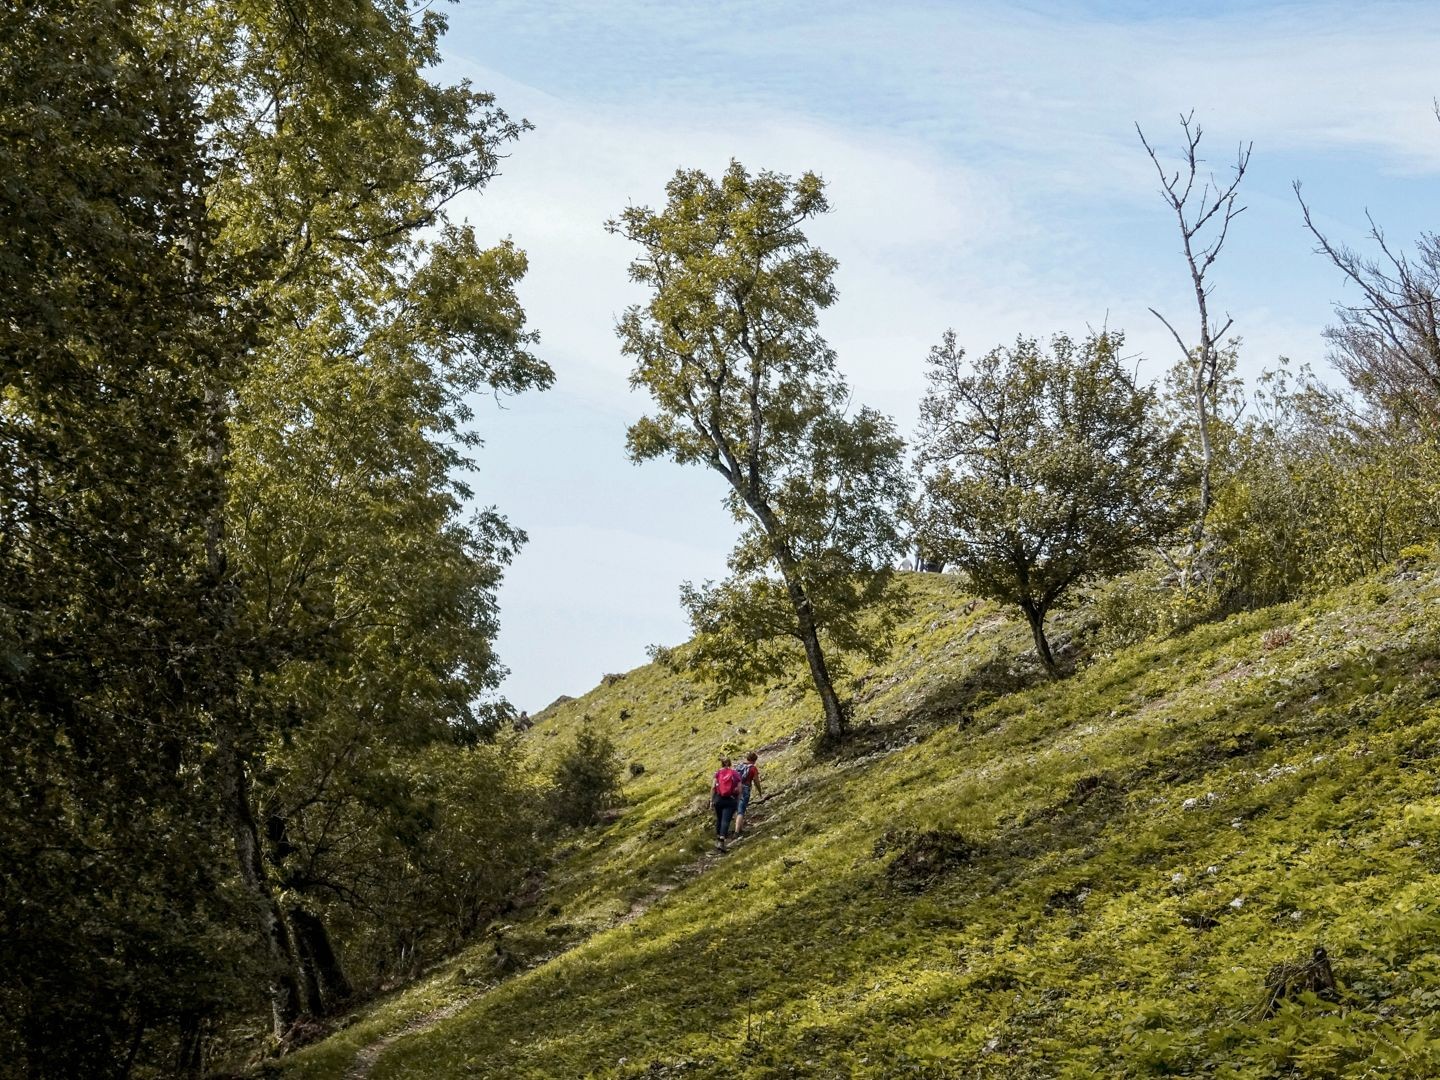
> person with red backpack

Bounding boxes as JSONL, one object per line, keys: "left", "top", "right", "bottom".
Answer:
{"left": 733, "top": 751, "right": 763, "bottom": 835}
{"left": 711, "top": 757, "right": 742, "bottom": 853}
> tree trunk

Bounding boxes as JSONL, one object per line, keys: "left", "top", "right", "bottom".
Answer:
{"left": 219, "top": 739, "right": 305, "bottom": 1036}
{"left": 742, "top": 494, "right": 848, "bottom": 740}
{"left": 175, "top": 1012, "right": 203, "bottom": 1079}
{"left": 289, "top": 906, "right": 353, "bottom": 1015}
{"left": 783, "top": 575, "right": 846, "bottom": 740}
{"left": 1022, "top": 603, "right": 1059, "bottom": 678}
{"left": 120, "top": 1015, "right": 147, "bottom": 1080}
{"left": 179, "top": 138, "right": 308, "bottom": 1042}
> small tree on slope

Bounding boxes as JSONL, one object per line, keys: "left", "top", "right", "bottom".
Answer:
{"left": 915, "top": 330, "right": 1185, "bottom": 676}
{"left": 610, "top": 162, "right": 908, "bottom": 741}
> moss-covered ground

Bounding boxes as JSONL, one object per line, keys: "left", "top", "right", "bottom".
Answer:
{"left": 284, "top": 551, "right": 1440, "bottom": 1078}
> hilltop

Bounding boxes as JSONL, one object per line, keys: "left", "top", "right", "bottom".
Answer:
{"left": 284, "top": 551, "right": 1440, "bottom": 1079}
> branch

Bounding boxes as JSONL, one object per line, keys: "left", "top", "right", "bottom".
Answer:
{"left": 1148, "top": 306, "right": 1191, "bottom": 361}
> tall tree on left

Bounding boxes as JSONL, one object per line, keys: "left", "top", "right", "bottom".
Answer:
{"left": 0, "top": 3, "right": 257, "bottom": 1077}
{"left": 164, "top": 0, "right": 552, "bottom": 1053}
{"left": 2, "top": 0, "right": 552, "bottom": 1073}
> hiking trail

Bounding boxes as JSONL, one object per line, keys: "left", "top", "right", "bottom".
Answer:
{"left": 342, "top": 790, "right": 788, "bottom": 1077}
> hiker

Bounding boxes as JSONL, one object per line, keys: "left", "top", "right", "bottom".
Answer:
{"left": 733, "top": 751, "right": 763, "bottom": 835}
{"left": 711, "top": 756, "right": 742, "bottom": 853}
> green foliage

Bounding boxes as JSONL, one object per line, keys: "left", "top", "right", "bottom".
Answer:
{"left": 1089, "top": 562, "right": 1214, "bottom": 652}
{"left": 311, "top": 739, "right": 549, "bottom": 982}
{"left": 4, "top": 0, "right": 552, "bottom": 1070}
{"left": 186, "top": 0, "right": 554, "bottom": 1045}
{"left": 0, "top": 3, "right": 257, "bottom": 1074}
{"left": 916, "top": 329, "right": 1185, "bottom": 673}
{"left": 1208, "top": 363, "right": 1440, "bottom": 611}
{"left": 548, "top": 724, "right": 624, "bottom": 828}
{"left": 611, "top": 161, "right": 908, "bottom": 736}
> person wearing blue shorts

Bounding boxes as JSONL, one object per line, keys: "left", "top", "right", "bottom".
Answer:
{"left": 733, "top": 751, "right": 763, "bottom": 835}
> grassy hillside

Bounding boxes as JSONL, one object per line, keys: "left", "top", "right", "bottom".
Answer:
{"left": 284, "top": 551, "right": 1440, "bottom": 1079}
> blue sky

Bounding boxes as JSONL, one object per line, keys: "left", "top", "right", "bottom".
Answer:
{"left": 439, "top": 0, "right": 1440, "bottom": 712}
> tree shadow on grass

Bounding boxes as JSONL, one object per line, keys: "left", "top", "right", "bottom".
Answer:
{"left": 817, "top": 648, "right": 1053, "bottom": 764}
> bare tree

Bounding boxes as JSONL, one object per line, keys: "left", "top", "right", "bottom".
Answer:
{"left": 1295, "top": 180, "right": 1440, "bottom": 431}
{"left": 1137, "top": 112, "right": 1252, "bottom": 585}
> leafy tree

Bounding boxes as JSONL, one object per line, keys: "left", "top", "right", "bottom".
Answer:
{"left": 1208, "top": 363, "right": 1440, "bottom": 609}
{"left": 171, "top": 0, "right": 553, "bottom": 1040}
{"left": 915, "top": 331, "right": 1185, "bottom": 675}
{"left": 610, "top": 162, "right": 908, "bottom": 740}
{"left": 279, "top": 737, "right": 548, "bottom": 985}
{"left": 0, "top": 2, "right": 255, "bottom": 1074}
{"left": 4, "top": 0, "right": 553, "bottom": 1068}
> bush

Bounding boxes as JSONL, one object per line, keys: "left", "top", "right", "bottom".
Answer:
{"left": 321, "top": 736, "right": 549, "bottom": 983}
{"left": 548, "top": 724, "right": 623, "bottom": 828}
{"left": 1090, "top": 563, "right": 1215, "bottom": 653}
{"left": 1208, "top": 368, "right": 1440, "bottom": 609}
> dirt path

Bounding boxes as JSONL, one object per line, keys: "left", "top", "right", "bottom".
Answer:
{"left": 342, "top": 992, "right": 483, "bottom": 1080}
{"left": 342, "top": 794, "right": 787, "bottom": 1077}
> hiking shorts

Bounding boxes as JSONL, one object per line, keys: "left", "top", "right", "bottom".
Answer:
{"left": 737, "top": 784, "right": 753, "bottom": 815}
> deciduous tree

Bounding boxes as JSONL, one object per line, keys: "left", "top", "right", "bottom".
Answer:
{"left": 915, "top": 331, "right": 1184, "bottom": 675}
{"left": 1296, "top": 171, "right": 1440, "bottom": 431}
{"left": 0, "top": 3, "right": 255, "bottom": 1074}
{"left": 611, "top": 162, "right": 907, "bottom": 740}
{"left": 1137, "top": 113, "right": 1251, "bottom": 586}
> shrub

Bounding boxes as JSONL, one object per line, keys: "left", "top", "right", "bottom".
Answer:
{"left": 1090, "top": 563, "right": 1215, "bottom": 653}
{"left": 1399, "top": 543, "right": 1434, "bottom": 566}
{"left": 548, "top": 724, "right": 623, "bottom": 828}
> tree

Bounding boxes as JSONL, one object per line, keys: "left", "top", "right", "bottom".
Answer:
{"left": 1295, "top": 172, "right": 1440, "bottom": 431}
{"left": 1137, "top": 113, "right": 1252, "bottom": 586}
{"left": 915, "top": 331, "right": 1185, "bottom": 676}
{"left": 1209, "top": 362, "right": 1440, "bottom": 609}
{"left": 174, "top": 0, "right": 553, "bottom": 1040}
{"left": 0, "top": 2, "right": 256, "bottom": 1074}
{"left": 4, "top": 0, "right": 553, "bottom": 1068}
{"left": 610, "top": 162, "right": 908, "bottom": 741}
{"left": 548, "top": 723, "right": 623, "bottom": 828}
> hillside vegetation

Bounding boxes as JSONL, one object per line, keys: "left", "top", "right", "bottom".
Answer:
{"left": 285, "top": 554, "right": 1440, "bottom": 1079}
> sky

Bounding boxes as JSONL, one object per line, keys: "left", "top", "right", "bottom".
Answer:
{"left": 436, "top": 0, "right": 1440, "bottom": 713}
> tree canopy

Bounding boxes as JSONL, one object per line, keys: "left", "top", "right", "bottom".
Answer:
{"left": 611, "top": 161, "right": 908, "bottom": 739}
{"left": 916, "top": 330, "right": 1185, "bottom": 674}
{"left": 1, "top": 0, "right": 553, "bottom": 1072}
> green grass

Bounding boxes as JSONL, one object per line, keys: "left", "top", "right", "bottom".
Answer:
{"left": 284, "top": 554, "right": 1440, "bottom": 1078}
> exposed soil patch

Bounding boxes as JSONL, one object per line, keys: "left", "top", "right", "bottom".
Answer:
{"left": 877, "top": 827, "right": 980, "bottom": 892}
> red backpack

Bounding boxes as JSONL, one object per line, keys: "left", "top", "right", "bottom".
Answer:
{"left": 714, "top": 768, "right": 740, "bottom": 798}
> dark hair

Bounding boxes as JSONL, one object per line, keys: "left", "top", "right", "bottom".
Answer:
{"left": 746, "top": 752, "right": 758, "bottom": 763}
{"left": 720, "top": 756, "right": 732, "bottom": 767}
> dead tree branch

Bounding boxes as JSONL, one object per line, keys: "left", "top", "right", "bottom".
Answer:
{"left": 1137, "top": 112, "right": 1252, "bottom": 583}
